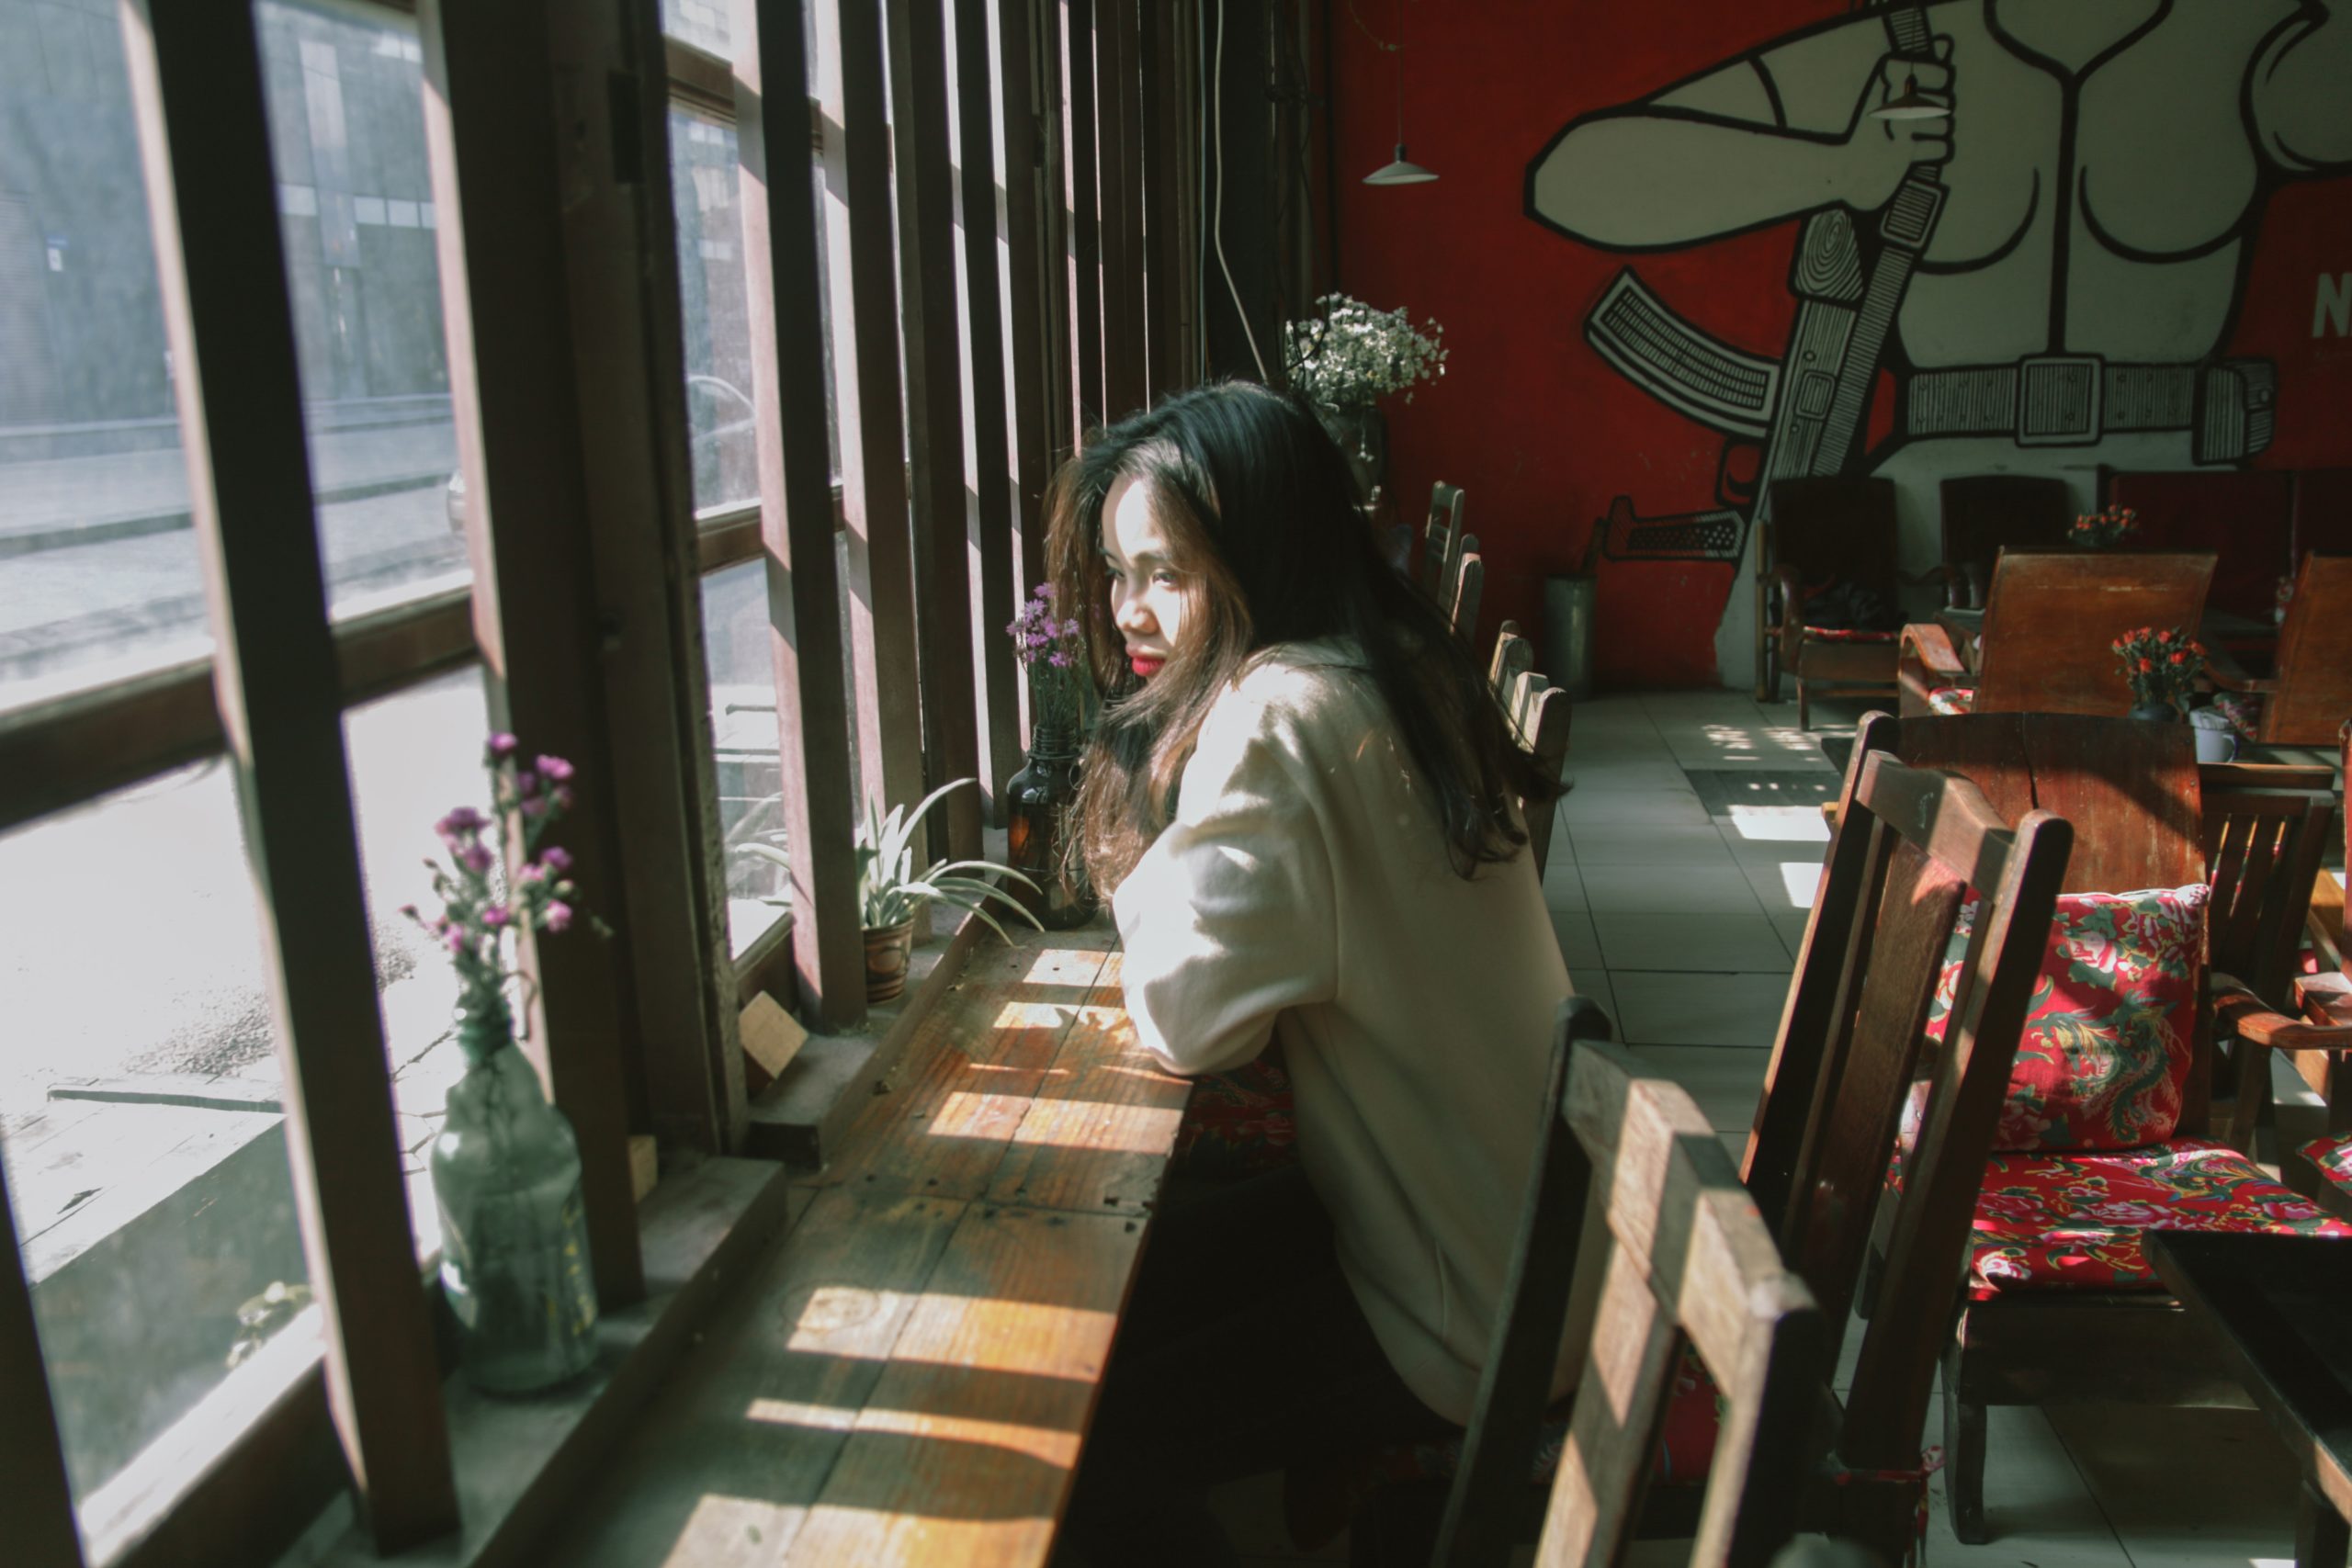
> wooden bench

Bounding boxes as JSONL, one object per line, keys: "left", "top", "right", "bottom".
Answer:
{"left": 542, "top": 924, "right": 1185, "bottom": 1566}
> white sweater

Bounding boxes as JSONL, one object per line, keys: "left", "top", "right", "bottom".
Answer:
{"left": 1112, "top": 641, "right": 1573, "bottom": 1424}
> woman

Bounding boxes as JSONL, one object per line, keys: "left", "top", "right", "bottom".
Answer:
{"left": 1050, "top": 382, "right": 1576, "bottom": 1564}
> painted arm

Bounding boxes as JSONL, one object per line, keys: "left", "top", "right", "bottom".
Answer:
{"left": 2253, "top": 4, "right": 2352, "bottom": 174}
{"left": 1529, "top": 49, "right": 1951, "bottom": 251}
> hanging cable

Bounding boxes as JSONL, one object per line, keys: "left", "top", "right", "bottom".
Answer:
{"left": 1212, "top": 0, "right": 1269, "bottom": 380}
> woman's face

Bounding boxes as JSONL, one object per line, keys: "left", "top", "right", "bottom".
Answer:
{"left": 1102, "top": 475, "right": 1186, "bottom": 678}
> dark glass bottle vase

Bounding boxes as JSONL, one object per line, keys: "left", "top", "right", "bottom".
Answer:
{"left": 1006, "top": 723, "right": 1094, "bottom": 931}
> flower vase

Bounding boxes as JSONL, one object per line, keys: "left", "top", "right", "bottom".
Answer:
{"left": 2128, "top": 700, "right": 2179, "bottom": 724}
{"left": 1006, "top": 720, "right": 1094, "bottom": 931}
{"left": 1314, "top": 403, "right": 1385, "bottom": 505}
{"left": 430, "top": 995, "right": 599, "bottom": 1393}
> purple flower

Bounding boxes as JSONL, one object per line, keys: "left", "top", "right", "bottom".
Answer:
{"left": 537, "top": 755, "right": 575, "bottom": 783}
{"left": 520, "top": 795, "right": 549, "bottom": 818}
{"left": 516, "top": 861, "right": 548, "bottom": 884}
{"left": 514, "top": 770, "right": 540, "bottom": 797}
{"left": 542, "top": 900, "right": 573, "bottom": 932}
{"left": 398, "top": 903, "right": 419, "bottom": 919}
{"left": 540, "top": 846, "right": 572, "bottom": 874}
{"left": 437, "top": 806, "right": 489, "bottom": 838}
{"left": 459, "top": 841, "right": 496, "bottom": 874}
{"left": 481, "top": 905, "right": 513, "bottom": 928}
{"left": 550, "top": 784, "right": 574, "bottom": 812}
{"left": 1048, "top": 650, "right": 1071, "bottom": 668}
{"left": 485, "top": 733, "right": 519, "bottom": 761}
{"left": 443, "top": 927, "right": 468, "bottom": 954}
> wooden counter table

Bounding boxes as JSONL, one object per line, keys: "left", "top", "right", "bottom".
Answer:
{"left": 545, "top": 922, "right": 1187, "bottom": 1567}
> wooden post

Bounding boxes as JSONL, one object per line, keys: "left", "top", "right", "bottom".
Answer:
{"left": 0, "top": 1157, "right": 83, "bottom": 1568}
{"left": 1140, "top": 0, "right": 1188, "bottom": 400}
{"left": 888, "top": 0, "right": 985, "bottom": 863}
{"left": 419, "top": 0, "right": 647, "bottom": 1304}
{"left": 995, "top": 0, "right": 1057, "bottom": 593}
{"left": 815, "top": 0, "right": 925, "bottom": 821}
{"left": 955, "top": 0, "right": 1025, "bottom": 805}
{"left": 119, "top": 0, "right": 459, "bottom": 1546}
{"left": 732, "top": 0, "right": 869, "bottom": 1030}
{"left": 1058, "top": 0, "right": 1104, "bottom": 434}
{"left": 1097, "top": 0, "right": 1147, "bottom": 421}
{"left": 545, "top": 0, "right": 746, "bottom": 1156}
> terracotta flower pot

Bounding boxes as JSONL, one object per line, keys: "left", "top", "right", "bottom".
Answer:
{"left": 863, "top": 918, "right": 915, "bottom": 1002}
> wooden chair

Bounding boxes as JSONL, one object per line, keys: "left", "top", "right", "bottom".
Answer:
{"left": 1503, "top": 667, "right": 1572, "bottom": 881}
{"left": 2292, "top": 468, "right": 2352, "bottom": 564}
{"left": 1433, "top": 1029, "right": 1826, "bottom": 1568}
{"left": 1938, "top": 475, "right": 2071, "bottom": 611}
{"left": 2214, "top": 735, "right": 2352, "bottom": 1217}
{"left": 1757, "top": 478, "right": 1902, "bottom": 729}
{"left": 1354, "top": 718, "right": 2072, "bottom": 1568}
{"left": 1423, "top": 479, "right": 1467, "bottom": 600}
{"left": 2208, "top": 553, "right": 2352, "bottom": 748}
{"left": 2105, "top": 468, "right": 2295, "bottom": 626}
{"left": 1867, "top": 715, "right": 2352, "bottom": 1547}
{"left": 1896, "top": 548, "right": 2216, "bottom": 718}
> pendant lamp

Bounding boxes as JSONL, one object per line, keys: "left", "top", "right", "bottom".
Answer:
{"left": 1363, "top": 0, "right": 1436, "bottom": 185}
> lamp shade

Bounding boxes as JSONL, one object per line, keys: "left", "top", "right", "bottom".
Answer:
{"left": 1363, "top": 143, "right": 1438, "bottom": 185}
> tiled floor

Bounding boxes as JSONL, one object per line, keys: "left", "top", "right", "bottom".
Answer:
{"left": 1208, "top": 688, "right": 2312, "bottom": 1567}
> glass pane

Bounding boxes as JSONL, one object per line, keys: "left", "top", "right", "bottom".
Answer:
{"left": 0, "top": 763, "right": 313, "bottom": 1517}
{"left": 670, "top": 107, "right": 760, "bottom": 515}
{"left": 343, "top": 663, "right": 492, "bottom": 1265}
{"left": 661, "top": 0, "right": 732, "bottom": 62}
{"left": 702, "top": 559, "right": 790, "bottom": 955}
{"left": 0, "top": 0, "right": 208, "bottom": 716}
{"left": 256, "top": 1, "right": 467, "bottom": 620}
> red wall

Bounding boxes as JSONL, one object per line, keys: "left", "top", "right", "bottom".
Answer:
{"left": 1327, "top": 2, "right": 2352, "bottom": 689}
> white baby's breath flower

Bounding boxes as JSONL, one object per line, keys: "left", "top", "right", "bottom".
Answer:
{"left": 1283, "top": 294, "right": 1447, "bottom": 412}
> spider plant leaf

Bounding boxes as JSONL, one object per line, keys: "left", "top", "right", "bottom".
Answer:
{"left": 928, "top": 878, "right": 1044, "bottom": 926}
{"left": 929, "top": 859, "right": 1046, "bottom": 894}
{"left": 730, "top": 843, "right": 793, "bottom": 870}
{"left": 910, "top": 886, "right": 1023, "bottom": 945}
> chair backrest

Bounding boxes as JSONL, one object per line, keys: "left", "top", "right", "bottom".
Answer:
{"left": 1939, "top": 474, "right": 2072, "bottom": 586}
{"left": 1890, "top": 713, "right": 2215, "bottom": 1133}
{"left": 1452, "top": 545, "right": 1486, "bottom": 644}
{"left": 2292, "top": 468, "right": 2352, "bottom": 564}
{"left": 1764, "top": 478, "right": 1898, "bottom": 597}
{"left": 2104, "top": 468, "right": 2293, "bottom": 622}
{"left": 2261, "top": 553, "right": 2352, "bottom": 745}
{"left": 1423, "top": 481, "right": 1466, "bottom": 600}
{"left": 1744, "top": 716, "right": 2072, "bottom": 1479}
{"left": 2199, "top": 764, "right": 2338, "bottom": 1005}
{"left": 1489, "top": 619, "right": 1533, "bottom": 696}
{"left": 1971, "top": 548, "right": 2216, "bottom": 716}
{"left": 1502, "top": 666, "right": 1572, "bottom": 879}
{"left": 1439, "top": 1024, "right": 1826, "bottom": 1568}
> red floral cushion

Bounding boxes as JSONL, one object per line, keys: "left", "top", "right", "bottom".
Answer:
{"left": 1926, "top": 686, "right": 1976, "bottom": 716}
{"left": 1171, "top": 1053, "right": 1298, "bottom": 1179}
{"left": 1961, "top": 1139, "right": 2352, "bottom": 1296}
{"left": 2212, "top": 691, "right": 2265, "bottom": 742}
{"left": 1803, "top": 625, "right": 1902, "bottom": 644}
{"left": 2299, "top": 1132, "right": 2352, "bottom": 1193}
{"left": 1922, "top": 886, "right": 2208, "bottom": 1151}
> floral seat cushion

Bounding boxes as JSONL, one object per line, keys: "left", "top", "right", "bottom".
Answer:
{"left": 1802, "top": 625, "right": 1902, "bottom": 644}
{"left": 1926, "top": 685, "right": 1977, "bottom": 716}
{"left": 1922, "top": 886, "right": 2207, "bottom": 1150}
{"left": 2211, "top": 690, "right": 2265, "bottom": 741}
{"left": 1954, "top": 1139, "right": 2352, "bottom": 1296}
{"left": 2299, "top": 1132, "right": 2352, "bottom": 1198}
{"left": 1171, "top": 1052, "right": 1298, "bottom": 1179}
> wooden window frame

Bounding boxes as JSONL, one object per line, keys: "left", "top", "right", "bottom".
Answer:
{"left": 2, "top": 0, "right": 1200, "bottom": 1560}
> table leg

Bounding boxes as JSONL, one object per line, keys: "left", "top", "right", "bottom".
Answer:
{"left": 2298, "top": 1477, "right": 2349, "bottom": 1568}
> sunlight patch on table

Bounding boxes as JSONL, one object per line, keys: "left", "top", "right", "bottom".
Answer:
{"left": 1009, "top": 1097, "right": 1184, "bottom": 1155}
{"left": 659, "top": 1495, "right": 803, "bottom": 1566}
{"left": 989, "top": 1000, "right": 1125, "bottom": 1031}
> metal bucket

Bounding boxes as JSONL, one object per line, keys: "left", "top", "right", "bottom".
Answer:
{"left": 1544, "top": 574, "right": 1597, "bottom": 701}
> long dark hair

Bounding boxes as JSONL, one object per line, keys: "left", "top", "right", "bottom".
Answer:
{"left": 1044, "top": 381, "right": 1553, "bottom": 891}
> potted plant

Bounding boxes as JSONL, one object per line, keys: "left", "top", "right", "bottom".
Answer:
{"left": 857, "top": 778, "right": 1043, "bottom": 1001}
{"left": 2111, "top": 625, "right": 2206, "bottom": 721}
{"left": 2070, "top": 503, "right": 2140, "bottom": 549}
{"left": 1282, "top": 292, "right": 1447, "bottom": 502}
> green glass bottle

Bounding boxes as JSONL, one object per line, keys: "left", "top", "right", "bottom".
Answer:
{"left": 431, "top": 993, "right": 599, "bottom": 1393}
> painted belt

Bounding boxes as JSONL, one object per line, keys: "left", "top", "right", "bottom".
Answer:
{"left": 1902, "top": 355, "right": 2275, "bottom": 462}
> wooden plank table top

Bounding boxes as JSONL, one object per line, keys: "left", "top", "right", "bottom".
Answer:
{"left": 544, "top": 921, "right": 1190, "bottom": 1567}
{"left": 2145, "top": 1232, "right": 2352, "bottom": 1568}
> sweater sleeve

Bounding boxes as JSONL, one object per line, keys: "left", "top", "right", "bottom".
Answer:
{"left": 1111, "top": 686, "right": 1340, "bottom": 1077}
